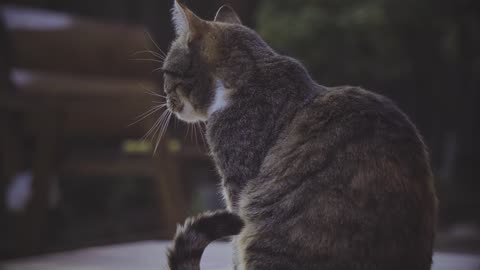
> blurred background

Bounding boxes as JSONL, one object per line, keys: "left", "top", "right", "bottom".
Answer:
{"left": 0, "top": 0, "right": 479, "bottom": 263}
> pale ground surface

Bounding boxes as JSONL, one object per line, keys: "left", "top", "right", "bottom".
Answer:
{"left": 1, "top": 241, "right": 480, "bottom": 270}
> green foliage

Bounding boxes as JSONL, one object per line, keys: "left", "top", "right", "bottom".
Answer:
{"left": 256, "top": 0, "right": 445, "bottom": 88}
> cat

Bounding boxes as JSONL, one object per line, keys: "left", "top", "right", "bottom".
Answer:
{"left": 162, "top": 1, "right": 437, "bottom": 270}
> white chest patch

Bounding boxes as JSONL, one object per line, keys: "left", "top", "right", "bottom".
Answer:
{"left": 208, "top": 79, "right": 229, "bottom": 117}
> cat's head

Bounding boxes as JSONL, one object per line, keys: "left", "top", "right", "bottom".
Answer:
{"left": 162, "top": 1, "right": 263, "bottom": 123}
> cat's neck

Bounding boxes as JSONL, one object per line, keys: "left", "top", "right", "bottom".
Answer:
{"left": 206, "top": 56, "right": 321, "bottom": 209}
{"left": 218, "top": 53, "right": 319, "bottom": 97}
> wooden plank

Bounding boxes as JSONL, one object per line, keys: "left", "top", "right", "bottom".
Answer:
{"left": 59, "top": 98, "right": 155, "bottom": 137}
{"left": 3, "top": 6, "right": 160, "bottom": 78}
{"left": 12, "top": 69, "right": 159, "bottom": 97}
{"left": 3, "top": 69, "right": 161, "bottom": 137}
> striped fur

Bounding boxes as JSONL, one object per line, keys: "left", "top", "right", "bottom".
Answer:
{"left": 167, "top": 210, "right": 244, "bottom": 270}
{"left": 163, "top": 1, "right": 437, "bottom": 269}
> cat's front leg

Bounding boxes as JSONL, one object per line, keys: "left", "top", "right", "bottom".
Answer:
{"left": 232, "top": 236, "right": 241, "bottom": 270}
{"left": 220, "top": 176, "right": 245, "bottom": 213}
{"left": 220, "top": 178, "right": 245, "bottom": 270}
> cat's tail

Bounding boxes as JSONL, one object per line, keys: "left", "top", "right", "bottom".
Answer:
{"left": 167, "top": 210, "right": 244, "bottom": 270}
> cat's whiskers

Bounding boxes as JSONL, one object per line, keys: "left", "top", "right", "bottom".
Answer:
{"left": 143, "top": 89, "right": 167, "bottom": 99}
{"left": 173, "top": 115, "right": 178, "bottom": 130}
{"left": 185, "top": 124, "right": 190, "bottom": 140}
{"left": 151, "top": 66, "right": 164, "bottom": 74}
{"left": 129, "top": 103, "right": 166, "bottom": 127}
{"left": 192, "top": 122, "right": 198, "bottom": 146}
{"left": 135, "top": 32, "right": 170, "bottom": 78}
{"left": 143, "top": 109, "right": 169, "bottom": 142}
{"left": 196, "top": 122, "right": 207, "bottom": 146}
{"left": 154, "top": 109, "right": 173, "bottom": 153}
{"left": 144, "top": 30, "right": 167, "bottom": 58}
{"left": 133, "top": 50, "right": 164, "bottom": 60}
{"left": 180, "top": 121, "right": 207, "bottom": 149}
{"left": 142, "top": 117, "right": 161, "bottom": 141}
{"left": 131, "top": 58, "right": 164, "bottom": 64}
{"left": 134, "top": 84, "right": 174, "bottom": 154}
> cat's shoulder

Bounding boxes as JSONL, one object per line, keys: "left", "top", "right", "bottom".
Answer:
{"left": 298, "top": 85, "right": 413, "bottom": 133}
{"left": 312, "top": 85, "right": 400, "bottom": 117}
{"left": 320, "top": 85, "right": 391, "bottom": 105}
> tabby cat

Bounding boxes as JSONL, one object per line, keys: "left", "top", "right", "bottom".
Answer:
{"left": 162, "top": 1, "right": 437, "bottom": 270}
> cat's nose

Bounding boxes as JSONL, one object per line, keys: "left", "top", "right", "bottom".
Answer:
{"left": 167, "top": 96, "right": 181, "bottom": 112}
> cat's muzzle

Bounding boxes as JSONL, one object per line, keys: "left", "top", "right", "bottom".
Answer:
{"left": 167, "top": 96, "right": 183, "bottom": 113}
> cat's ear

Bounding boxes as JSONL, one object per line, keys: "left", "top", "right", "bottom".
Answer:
{"left": 214, "top": 5, "right": 242, "bottom": 25}
{"left": 171, "top": 0, "right": 206, "bottom": 40}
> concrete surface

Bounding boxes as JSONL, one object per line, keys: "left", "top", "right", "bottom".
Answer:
{"left": 2, "top": 241, "right": 480, "bottom": 270}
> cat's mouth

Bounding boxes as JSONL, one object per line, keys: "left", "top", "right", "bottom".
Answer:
{"left": 166, "top": 95, "right": 184, "bottom": 113}
{"left": 167, "top": 95, "right": 206, "bottom": 123}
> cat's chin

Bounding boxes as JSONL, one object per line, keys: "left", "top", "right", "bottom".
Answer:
{"left": 174, "top": 102, "right": 207, "bottom": 123}
{"left": 174, "top": 112, "right": 205, "bottom": 123}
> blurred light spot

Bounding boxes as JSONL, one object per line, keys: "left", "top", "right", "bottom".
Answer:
{"left": 122, "top": 140, "right": 152, "bottom": 154}
{"left": 167, "top": 139, "right": 181, "bottom": 153}
{"left": 6, "top": 171, "right": 32, "bottom": 212}
{"left": 1, "top": 5, "right": 73, "bottom": 30}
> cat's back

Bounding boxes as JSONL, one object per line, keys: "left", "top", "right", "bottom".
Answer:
{"left": 263, "top": 85, "right": 429, "bottom": 172}
{"left": 276, "top": 85, "right": 435, "bottom": 197}
{"left": 243, "top": 85, "right": 437, "bottom": 270}
{"left": 305, "top": 85, "right": 417, "bottom": 138}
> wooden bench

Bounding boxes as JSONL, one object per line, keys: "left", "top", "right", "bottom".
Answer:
{"left": 0, "top": 6, "right": 190, "bottom": 257}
